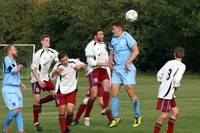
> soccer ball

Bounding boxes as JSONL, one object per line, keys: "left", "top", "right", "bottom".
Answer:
{"left": 125, "top": 10, "right": 138, "bottom": 22}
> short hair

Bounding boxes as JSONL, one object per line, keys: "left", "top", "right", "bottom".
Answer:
{"left": 112, "top": 21, "right": 124, "bottom": 29}
{"left": 92, "top": 28, "right": 103, "bottom": 38}
{"left": 40, "top": 34, "right": 50, "bottom": 41}
{"left": 58, "top": 52, "right": 68, "bottom": 60}
{"left": 174, "top": 47, "right": 185, "bottom": 58}
{"left": 5, "top": 44, "right": 15, "bottom": 55}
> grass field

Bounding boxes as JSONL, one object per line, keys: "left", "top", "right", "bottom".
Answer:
{"left": 0, "top": 74, "right": 199, "bottom": 133}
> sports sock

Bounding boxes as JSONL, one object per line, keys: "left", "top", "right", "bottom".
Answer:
{"left": 111, "top": 97, "right": 119, "bottom": 118}
{"left": 15, "top": 112, "right": 24, "bottom": 132}
{"left": 3, "top": 111, "right": 17, "bottom": 128}
{"left": 75, "top": 103, "right": 86, "bottom": 121}
{"left": 154, "top": 122, "right": 162, "bottom": 133}
{"left": 103, "top": 92, "right": 110, "bottom": 109}
{"left": 33, "top": 105, "right": 40, "bottom": 124}
{"left": 131, "top": 99, "right": 141, "bottom": 118}
{"left": 40, "top": 95, "right": 54, "bottom": 104}
{"left": 84, "top": 99, "right": 95, "bottom": 117}
{"left": 167, "top": 118, "right": 176, "bottom": 133}
{"left": 99, "top": 104, "right": 113, "bottom": 122}
{"left": 59, "top": 114, "right": 66, "bottom": 133}
{"left": 66, "top": 113, "right": 73, "bottom": 128}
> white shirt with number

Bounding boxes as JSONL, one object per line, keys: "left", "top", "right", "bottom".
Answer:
{"left": 85, "top": 40, "right": 109, "bottom": 74}
{"left": 51, "top": 59, "right": 84, "bottom": 94}
{"left": 157, "top": 60, "right": 186, "bottom": 99}
{"left": 31, "top": 48, "right": 59, "bottom": 83}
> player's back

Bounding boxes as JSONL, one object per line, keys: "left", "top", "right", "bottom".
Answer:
{"left": 157, "top": 60, "right": 186, "bottom": 99}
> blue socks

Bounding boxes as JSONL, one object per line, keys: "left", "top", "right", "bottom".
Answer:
{"left": 15, "top": 112, "right": 24, "bottom": 131}
{"left": 3, "top": 111, "right": 24, "bottom": 131}
{"left": 3, "top": 111, "right": 17, "bottom": 129}
{"left": 131, "top": 99, "right": 141, "bottom": 119}
{"left": 111, "top": 97, "right": 119, "bottom": 118}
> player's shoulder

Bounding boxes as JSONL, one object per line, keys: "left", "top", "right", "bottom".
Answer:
{"left": 48, "top": 48, "right": 58, "bottom": 54}
{"left": 85, "top": 40, "right": 95, "bottom": 50}
{"left": 34, "top": 49, "right": 44, "bottom": 57}
{"left": 3, "top": 56, "right": 11, "bottom": 63}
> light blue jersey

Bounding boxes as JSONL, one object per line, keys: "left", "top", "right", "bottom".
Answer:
{"left": 2, "top": 56, "right": 23, "bottom": 110}
{"left": 109, "top": 31, "right": 137, "bottom": 85}
{"left": 2, "top": 56, "right": 21, "bottom": 86}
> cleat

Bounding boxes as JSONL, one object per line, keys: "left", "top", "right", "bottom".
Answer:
{"left": 34, "top": 122, "right": 43, "bottom": 132}
{"left": 109, "top": 117, "right": 121, "bottom": 128}
{"left": 84, "top": 117, "right": 90, "bottom": 127}
{"left": 70, "top": 120, "right": 79, "bottom": 126}
{"left": 133, "top": 116, "right": 142, "bottom": 128}
{"left": 2, "top": 127, "right": 10, "bottom": 133}
{"left": 101, "top": 108, "right": 111, "bottom": 115}
{"left": 64, "top": 128, "right": 70, "bottom": 133}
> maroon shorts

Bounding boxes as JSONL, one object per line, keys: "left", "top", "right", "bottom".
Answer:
{"left": 156, "top": 98, "right": 176, "bottom": 112}
{"left": 55, "top": 91, "right": 76, "bottom": 107}
{"left": 86, "top": 85, "right": 104, "bottom": 97}
{"left": 88, "top": 68, "right": 109, "bottom": 88}
{"left": 32, "top": 80, "right": 55, "bottom": 94}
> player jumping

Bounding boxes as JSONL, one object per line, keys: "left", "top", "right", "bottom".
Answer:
{"left": 2, "top": 44, "right": 26, "bottom": 133}
{"left": 50, "top": 52, "right": 86, "bottom": 133}
{"left": 154, "top": 47, "right": 186, "bottom": 133}
{"left": 31, "top": 34, "right": 58, "bottom": 131}
{"left": 84, "top": 29, "right": 113, "bottom": 126}
{"left": 108, "top": 22, "right": 142, "bottom": 128}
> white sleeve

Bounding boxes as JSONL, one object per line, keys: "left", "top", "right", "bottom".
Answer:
{"left": 157, "top": 63, "right": 167, "bottom": 82}
{"left": 31, "top": 53, "right": 39, "bottom": 70}
{"left": 85, "top": 44, "right": 97, "bottom": 67}
{"left": 173, "top": 65, "right": 186, "bottom": 87}
{"left": 53, "top": 50, "right": 59, "bottom": 62}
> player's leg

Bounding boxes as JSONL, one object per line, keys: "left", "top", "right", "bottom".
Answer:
{"left": 100, "top": 68, "right": 111, "bottom": 114}
{"left": 154, "top": 112, "right": 169, "bottom": 133}
{"left": 72, "top": 93, "right": 89, "bottom": 125}
{"left": 154, "top": 98, "right": 171, "bottom": 133}
{"left": 39, "top": 80, "right": 55, "bottom": 105}
{"left": 14, "top": 108, "right": 25, "bottom": 133}
{"left": 84, "top": 71, "right": 99, "bottom": 126}
{"left": 97, "top": 86, "right": 113, "bottom": 123}
{"left": 56, "top": 92, "right": 67, "bottom": 133}
{"left": 167, "top": 99, "right": 178, "bottom": 133}
{"left": 65, "top": 92, "right": 76, "bottom": 133}
{"left": 32, "top": 82, "right": 43, "bottom": 131}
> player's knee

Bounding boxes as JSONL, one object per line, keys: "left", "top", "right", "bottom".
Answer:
{"left": 13, "top": 108, "right": 22, "bottom": 113}
{"left": 160, "top": 114, "right": 168, "bottom": 121}
{"left": 172, "top": 108, "right": 179, "bottom": 117}
{"left": 126, "top": 85, "right": 133, "bottom": 90}
{"left": 103, "top": 82, "right": 110, "bottom": 91}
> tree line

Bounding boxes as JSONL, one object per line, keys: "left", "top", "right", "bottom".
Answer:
{"left": 0, "top": 0, "right": 199, "bottom": 72}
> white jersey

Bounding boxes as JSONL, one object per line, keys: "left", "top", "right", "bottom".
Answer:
{"left": 85, "top": 40, "right": 108, "bottom": 74}
{"left": 31, "top": 48, "right": 58, "bottom": 83}
{"left": 50, "top": 59, "right": 85, "bottom": 94}
{"left": 157, "top": 60, "right": 186, "bottom": 99}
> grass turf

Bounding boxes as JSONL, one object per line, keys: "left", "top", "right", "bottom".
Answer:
{"left": 0, "top": 74, "right": 199, "bottom": 133}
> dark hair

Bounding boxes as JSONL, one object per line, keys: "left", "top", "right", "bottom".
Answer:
{"left": 174, "top": 47, "right": 185, "bottom": 58}
{"left": 92, "top": 28, "right": 103, "bottom": 38}
{"left": 40, "top": 34, "right": 50, "bottom": 41}
{"left": 112, "top": 21, "right": 124, "bottom": 29}
{"left": 58, "top": 52, "right": 68, "bottom": 60}
{"left": 5, "top": 44, "right": 15, "bottom": 55}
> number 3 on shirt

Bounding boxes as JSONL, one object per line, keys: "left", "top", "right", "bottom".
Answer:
{"left": 166, "top": 68, "right": 172, "bottom": 80}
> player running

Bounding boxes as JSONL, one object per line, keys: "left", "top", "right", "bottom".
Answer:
{"left": 2, "top": 44, "right": 26, "bottom": 133}
{"left": 84, "top": 28, "right": 113, "bottom": 126}
{"left": 71, "top": 85, "right": 113, "bottom": 126}
{"left": 154, "top": 47, "right": 186, "bottom": 133}
{"left": 108, "top": 22, "right": 142, "bottom": 128}
{"left": 31, "top": 34, "right": 58, "bottom": 131}
{"left": 50, "top": 52, "right": 86, "bottom": 133}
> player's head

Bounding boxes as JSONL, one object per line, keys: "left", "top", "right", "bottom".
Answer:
{"left": 174, "top": 47, "right": 185, "bottom": 59}
{"left": 6, "top": 44, "right": 17, "bottom": 58}
{"left": 58, "top": 52, "right": 69, "bottom": 66}
{"left": 92, "top": 28, "right": 104, "bottom": 42}
{"left": 40, "top": 34, "right": 51, "bottom": 48}
{"left": 112, "top": 21, "right": 124, "bottom": 37}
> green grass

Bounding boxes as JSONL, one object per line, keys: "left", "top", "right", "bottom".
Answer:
{"left": 0, "top": 74, "right": 199, "bottom": 133}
